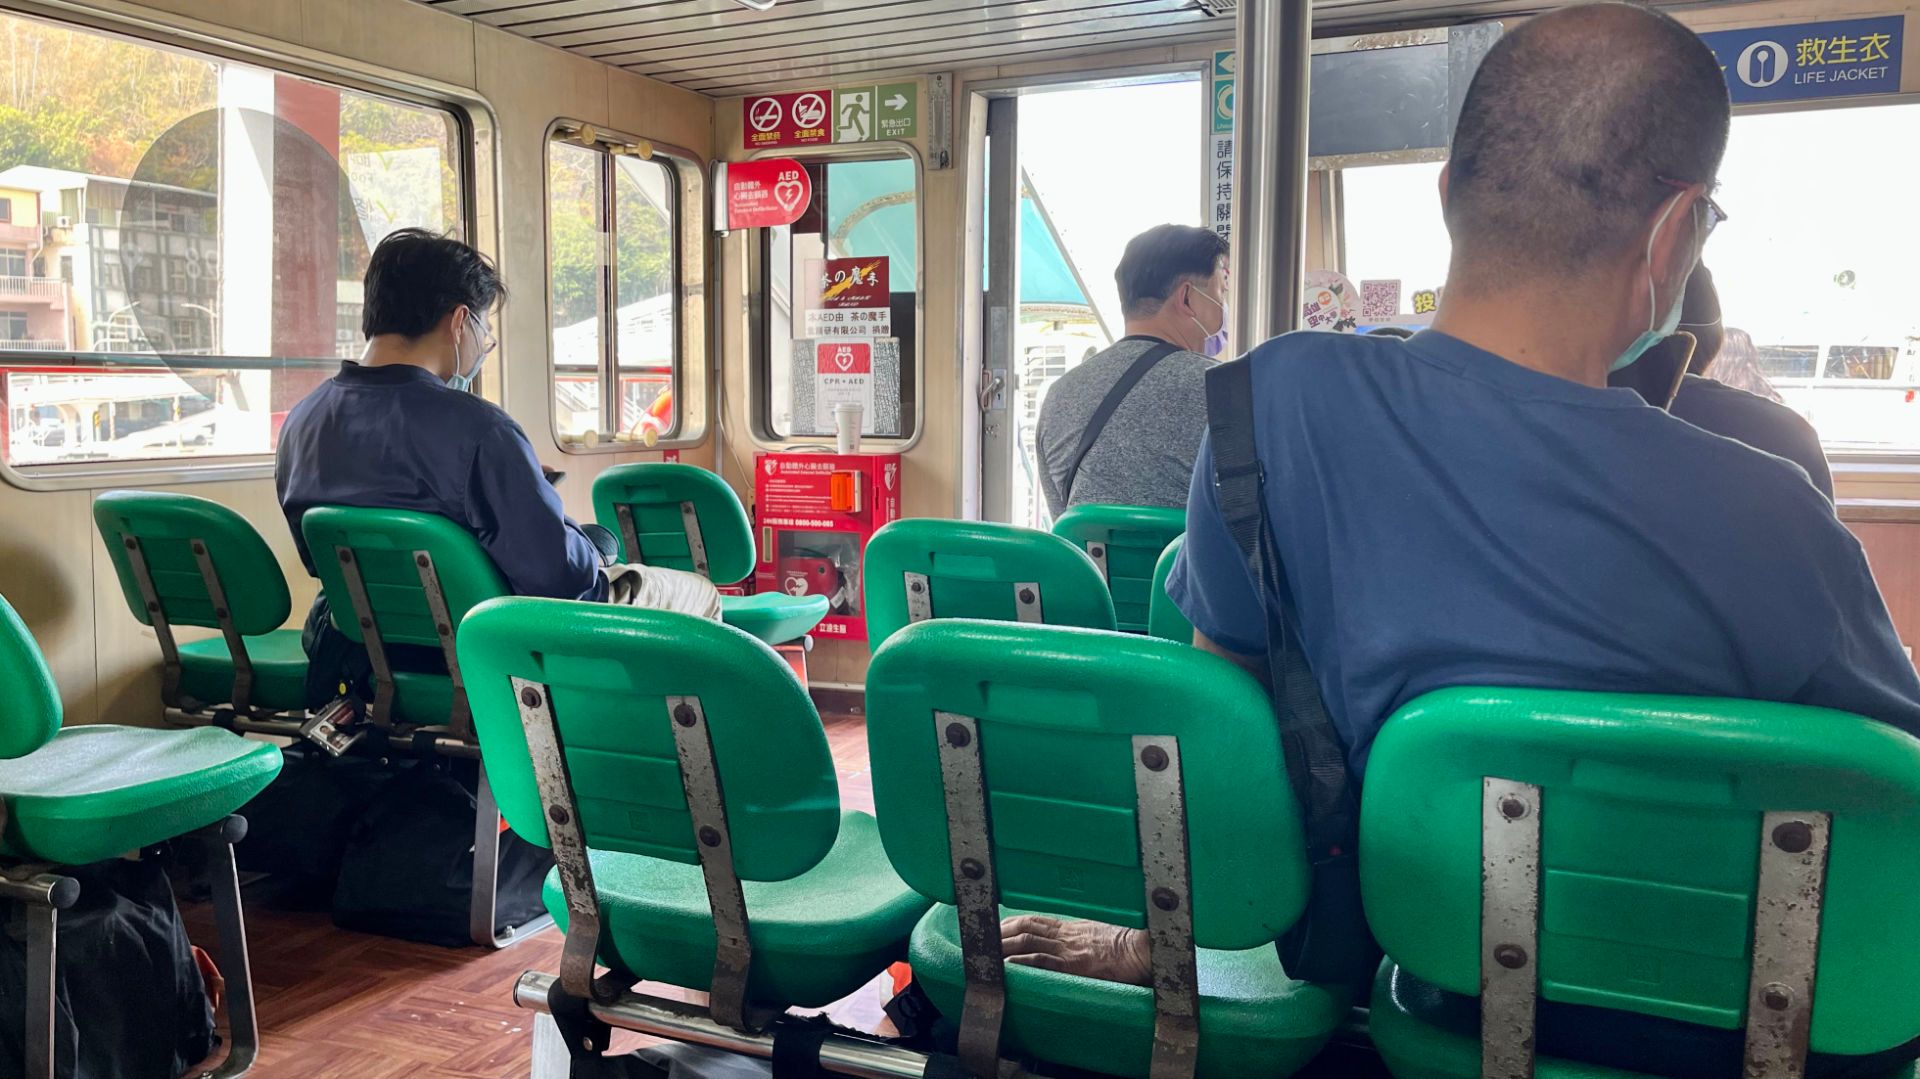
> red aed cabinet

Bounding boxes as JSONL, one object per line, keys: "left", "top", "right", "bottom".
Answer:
{"left": 754, "top": 452, "right": 902, "bottom": 642}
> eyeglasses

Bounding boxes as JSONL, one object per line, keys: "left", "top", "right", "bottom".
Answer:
{"left": 466, "top": 310, "right": 497, "bottom": 357}
{"left": 1657, "top": 176, "right": 1729, "bottom": 238}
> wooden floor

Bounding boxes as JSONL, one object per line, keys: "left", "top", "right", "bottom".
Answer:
{"left": 183, "top": 708, "right": 883, "bottom": 1079}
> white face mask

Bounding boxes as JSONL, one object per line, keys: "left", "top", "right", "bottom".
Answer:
{"left": 1613, "top": 183, "right": 1725, "bottom": 373}
{"left": 1187, "top": 283, "right": 1228, "bottom": 358}
{"left": 447, "top": 310, "right": 494, "bottom": 392}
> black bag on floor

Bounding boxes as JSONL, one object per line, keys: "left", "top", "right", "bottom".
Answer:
{"left": 332, "top": 757, "right": 554, "bottom": 947}
{"left": 0, "top": 853, "right": 216, "bottom": 1079}
{"left": 232, "top": 743, "right": 399, "bottom": 901}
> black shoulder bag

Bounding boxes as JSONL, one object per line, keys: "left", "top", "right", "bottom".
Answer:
{"left": 1204, "top": 355, "right": 1380, "bottom": 987}
{"left": 1057, "top": 341, "right": 1179, "bottom": 503}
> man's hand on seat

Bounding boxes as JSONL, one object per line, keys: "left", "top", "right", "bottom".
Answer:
{"left": 1000, "top": 915, "right": 1152, "bottom": 986}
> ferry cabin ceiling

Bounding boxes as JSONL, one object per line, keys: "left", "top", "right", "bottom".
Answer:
{"left": 426, "top": 0, "right": 1694, "bottom": 97}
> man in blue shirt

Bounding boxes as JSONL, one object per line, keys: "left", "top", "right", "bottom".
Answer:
{"left": 999, "top": 1, "right": 1920, "bottom": 999}
{"left": 279, "top": 230, "right": 714, "bottom": 707}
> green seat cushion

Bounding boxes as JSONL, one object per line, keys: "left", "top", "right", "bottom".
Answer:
{"left": 178, "top": 628, "right": 307, "bottom": 712}
{"left": 544, "top": 811, "right": 926, "bottom": 1009}
{"left": 910, "top": 904, "right": 1354, "bottom": 1079}
{"left": 719, "top": 593, "right": 829, "bottom": 645}
{"left": 388, "top": 669, "right": 459, "bottom": 727}
{"left": 0, "top": 725, "right": 283, "bottom": 865}
{"left": 1368, "top": 963, "right": 1920, "bottom": 1079}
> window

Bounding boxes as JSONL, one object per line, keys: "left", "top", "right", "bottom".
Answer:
{"left": 1824, "top": 345, "right": 1897, "bottom": 382}
{"left": 1334, "top": 159, "right": 1449, "bottom": 326}
{"left": 1712, "top": 101, "right": 1920, "bottom": 455}
{"left": 0, "top": 200, "right": 12, "bottom": 223}
{"left": 758, "top": 154, "right": 920, "bottom": 442}
{"left": 1335, "top": 100, "right": 1920, "bottom": 457}
{"left": 546, "top": 127, "right": 687, "bottom": 449}
{"left": 0, "top": 9, "right": 465, "bottom": 473}
{"left": 0, "top": 312, "right": 27, "bottom": 341}
{"left": 1757, "top": 346, "right": 1819, "bottom": 380}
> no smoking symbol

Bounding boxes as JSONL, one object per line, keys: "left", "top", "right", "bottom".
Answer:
{"left": 749, "top": 98, "right": 782, "bottom": 132}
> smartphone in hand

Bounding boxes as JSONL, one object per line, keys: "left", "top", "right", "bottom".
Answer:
{"left": 1607, "top": 331, "right": 1696, "bottom": 410}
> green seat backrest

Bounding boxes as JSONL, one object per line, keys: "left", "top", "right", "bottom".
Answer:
{"left": 867, "top": 619, "right": 1307, "bottom": 947}
{"left": 863, "top": 519, "right": 1116, "bottom": 651}
{"left": 1147, "top": 534, "right": 1192, "bottom": 643}
{"left": 93, "top": 490, "right": 292, "bottom": 636}
{"left": 457, "top": 598, "right": 840, "bottom": 881}
{"left": 591, "top": 462, "right": 756, "bottom": 583}
{"left": 0, "top": 594, "right": 60, "bottom": 760}
{"left": 300, "top": 507, "right": 509, "bottom": 648}
{"left": 1362, "top": 687, "right": 1920, "bottom": 1055}
{"left": 1051, "top": 505, "right": 1185, "bottom": 634}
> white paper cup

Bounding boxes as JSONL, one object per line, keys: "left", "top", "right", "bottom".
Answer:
{"left": 834, "top": 403, "right": 864, "bottom": 454}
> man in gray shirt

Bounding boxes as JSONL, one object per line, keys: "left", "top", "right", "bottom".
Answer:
{"left": 1035, "top": 224, "right": 1229, "bottom": 520}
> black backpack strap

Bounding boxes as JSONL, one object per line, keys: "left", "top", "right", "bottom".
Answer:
{"left": 1204, "top": 356, "right": 1378, "bottom": 986}
{"left": 1058, "top": 341, "right": 1179, "bottom": 503}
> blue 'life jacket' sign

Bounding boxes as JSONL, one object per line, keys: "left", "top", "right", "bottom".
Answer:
{"left": 1702, "top": 16, "right": 1903, "bottom": 104}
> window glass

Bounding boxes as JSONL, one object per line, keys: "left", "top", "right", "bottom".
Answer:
{"left": 1712, "top": 102, "right": 1920, "bottom": 454}
{"left": 546, "top": 134, "right": 680, "bottom": 447}
{"left": 760, "top": 155, "right": 918, "bottom": 441}
{"left": 1334, "top": 159, "right": 1449, "bottom": 326}
{"left": 547, "top": 138, "right": 602, "bottom": 445}
{"left": 1336, "top": 100, "right": 1920, "bottom": 455}
{"left": 1757, "top": 345, "right": 1819, "bottom": 380}
{"left": 0, "top": 10, "right": 463, "bottom": 470}
{"left": 614, "top": 155, "right": 675, "bottom": 438}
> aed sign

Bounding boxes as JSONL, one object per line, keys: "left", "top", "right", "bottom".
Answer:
{"left": 1702, "top": 16, "right": 1902, "bottom": 104}
{"left": 722, "top": 159, "right": 811, "bottom": 230}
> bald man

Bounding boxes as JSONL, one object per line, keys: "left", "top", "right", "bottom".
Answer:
{"left": 1011, "top": 9, "right": 1920, "bottom": 1073}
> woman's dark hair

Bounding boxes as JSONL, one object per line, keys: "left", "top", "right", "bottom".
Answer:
{"left": 362, "top": 228, "right": 506, "bottom": 340}
{"left": 1706, "top": 328, "right": 1785, "bottom": 403}
{"left": 1115, "top": 224, "right": 1230, "bottom": 318}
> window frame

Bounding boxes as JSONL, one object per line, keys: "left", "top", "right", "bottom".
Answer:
{"left": 541, "top": 119, "right": 708, "bottom": 454}
{"left": 0, "top": 4, "right": 489, "bottom": 494}
{"left": 746, "top": 141, "right": 927, "bottom": 452}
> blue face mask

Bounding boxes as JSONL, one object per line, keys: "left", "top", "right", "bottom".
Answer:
{"left": 1189, "top": 284, "right": 1229, "bottom": 359}
{"left": 447, "top": 311, "right": 494, "bottom": 392}
{"left": 1610, "top": 195, "right": 1696, "bottom": 373}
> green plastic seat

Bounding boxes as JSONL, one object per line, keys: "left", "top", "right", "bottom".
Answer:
{"left": 719, "top": 593, "right": 831, "bottom": 646}
{"left": 0, "top": 594, "right": 283, "bottom": 867}
{"left": 0, "top": 592, "right": 280, "bottom": 1079}
{"left": 178, "top": 631, "right": 306, "bottom": 713}
{"left": 1051, "top": 505, "right": 1185, "bottom": 634}
{"left": 1147, "top": 534, "right": 1193, "bottom": 643}
{"left": 592, "top": 462, "right": 826, "bottom": 646}
{"left": 862, "top": 519, "right": 1116, "bottom": 650}
{"left": 93, "top": 490, "right": 305, "bottom": 715}
{"left": 300, "top": 506, "right": 510, "bottom": 730}
{"left": 866, "top": 619, "right": 1355, "bottom": 1078}
{"left": 302, "top": 506, "right": 567, "bottom": 949}
{"left": 459, "top": 599, "right": 927, "bottom": 1010}
{"left": 544, "top": 812, "right": 920, "bottom": 1008}
{"left": 1361, "top": 688, "right": 1920, "bottom": 1078}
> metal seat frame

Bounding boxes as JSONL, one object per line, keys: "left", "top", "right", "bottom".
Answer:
{"left": 1, "top": 815, "right": 260, "bottom": 1079}
{"left": 324, "top": 543, "right": 553, "bottom": 950}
